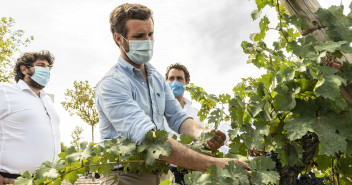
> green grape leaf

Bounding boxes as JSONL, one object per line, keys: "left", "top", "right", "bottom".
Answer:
{"left": 208, "top": 164, "right": 222, "bottom": 184}
{"left": 289, "top": 36, "right": 316, "bottom": 57}
{"left": 66, "top": 143, "right": 94, "bottom": 163}
{"left": 279, "top": 141, "right": 304, "bottom": 167}
{"left": 273, "top": 84, "right": 296, "bottom": 111}
{"left": 285, "top": 100, "right": 352, "bottom": 155}
{"left": 314, "top": 154, "right": 333, "bottom": 171}
{"left": 184, "top": 171, "right": 211, "bottom": 185}
{"left": 251, "top": 170, "right": 280, "bottom": 185}
{"left": 159, "top": 179, "right": 173, "bottom": 185}
{"left": 250, "top": 100, "right": 265, "bottom": 117}
{"left": 180, "top": 134, "right": 194, "bottom": 145}
{"left": 316, "top": 6, "right": 352, "bottom": 43}
{"left": 249, "top": 156, "right": 276, "bottom": 171}
{"left": 14, "top": 171, "right": 33, "bottom": 185}
{"left": 265, "top": 134, "right": 286, "bottom": 153}
{"left": 97, "top": 164, "right": 114, "bottom": 177}
{"left": 338, "top": 62, "right": 352, "bottom": 82}
{"left": 189, "top": 132, "right": 214, "bottom": 152}
{"left": 241, "top": 120, "right": 269, "bottom": 150}
{"left": 63, "top": 169, "right": 79, "bottom": 184}
{"left": 138, "top": 130, "right": 172, "bottom": 165}
{"left": 335, "top": 155, "right": 352, "bottom": 177}
{"left": 222, "top": 161, "right": 250, "bottom": 185}
{"left": 35, "top": 160, "right": 65, "bottom": 179}
{"left": 251, "top": 9, "right": 262, "bottom": 20}
{"left": 228, "top": 140, "right": 248, "bottom": 156}
{"left": 314, "top": 40, "right": 347, "bottom": 53}
{"left": 104, "top": 138, "right": 137, "bottom": 157}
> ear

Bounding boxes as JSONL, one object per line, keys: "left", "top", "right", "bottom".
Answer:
{"left": 186, "top": 81, "right": 189, "bottom": 85}
{"left": 20, "top": 65, "right": 28, "bottom": 75}
{"left": 113, "top": 33, "right": 123, "bottom": 46}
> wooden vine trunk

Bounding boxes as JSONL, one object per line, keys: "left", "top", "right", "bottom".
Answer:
{"left": 277, "top": 0, "right": 352, "bottom": 184}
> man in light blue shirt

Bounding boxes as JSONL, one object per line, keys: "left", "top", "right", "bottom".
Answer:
{"left": 96, "top": 3, "right": 249, "bottom": 185}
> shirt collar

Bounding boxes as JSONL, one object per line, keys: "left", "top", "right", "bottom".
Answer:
{"left": 17, "top": 79, "right": 46, "bottom": 97}
{"left": 118, "top": 56, "right": 156, "bottom": 76}
{"left": 184, "top": 97, "right": 192, "bottom": 106}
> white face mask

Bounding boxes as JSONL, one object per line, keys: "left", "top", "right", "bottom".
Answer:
{"left": 121, "top": 36, "right": 154, "bottom": 65}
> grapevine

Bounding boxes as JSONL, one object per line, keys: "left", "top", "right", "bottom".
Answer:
{"left": 11, "top": 1, "right": 352, "bottom": 185}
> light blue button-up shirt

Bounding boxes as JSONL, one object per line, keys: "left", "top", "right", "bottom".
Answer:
{"left": 96, "top": 57, "right": 190, "bottom": 145}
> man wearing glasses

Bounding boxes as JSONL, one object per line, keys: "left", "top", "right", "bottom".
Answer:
{"left": 0, "top": 51, "right": 60, "bottom": 184}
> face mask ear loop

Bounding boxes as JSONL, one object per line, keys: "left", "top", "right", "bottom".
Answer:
{"left": 120, "top": 35, "right": 130, "bottom": 54}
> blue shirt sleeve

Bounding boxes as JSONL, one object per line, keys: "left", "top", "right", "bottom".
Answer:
{"left": 96, "top": 76, "right": 156, "bottom": 145}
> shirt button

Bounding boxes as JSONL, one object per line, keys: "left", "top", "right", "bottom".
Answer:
{"left": 142, "top": 82, "right": 144, "bottom": 85}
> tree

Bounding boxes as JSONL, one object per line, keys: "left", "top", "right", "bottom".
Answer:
{"left": 0, "top": 17, "right": 33, "bottom": 83}
{"left": 62, "top": 80, "right": 99, "bottom": 143}
{"left": 71, "top": 126, "right": 84, "bottom": 150}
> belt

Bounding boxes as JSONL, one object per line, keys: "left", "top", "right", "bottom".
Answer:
{"left": 0, "top": 172, "right": 21, "bottom": 179}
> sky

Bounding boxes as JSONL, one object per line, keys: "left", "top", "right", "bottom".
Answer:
{"left": 0, "top": 0, "right": 350, "bottom": 145}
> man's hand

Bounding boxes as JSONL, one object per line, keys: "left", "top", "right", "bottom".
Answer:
{"left": 203, "top": 130, "right": 226, "bottom": 151}
{"left": 0, "top": 175, "right": 14, "bottom": 185}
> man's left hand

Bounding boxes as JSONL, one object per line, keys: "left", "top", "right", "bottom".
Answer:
{"left": 203, "top": 130, "right": 226, "bottom": 151}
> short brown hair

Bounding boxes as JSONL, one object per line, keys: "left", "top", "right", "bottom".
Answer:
{"left": 165, "top": 63, "right": 190, "bottom": 82}
{"left": 110, "top": 3, "right": 153, "bottom": 45}
{"left": 14, "top": 50, "right": 55, "bottom": 82}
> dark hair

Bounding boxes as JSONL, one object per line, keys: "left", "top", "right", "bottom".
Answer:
{"left": 14, "top": 50, "right": 55, "bottom": 82}
{"left": 165, "top": 63, "right": 190, "bottom": 82}
{"left": 110, "top": 3, "right": 153, "bottom": 46}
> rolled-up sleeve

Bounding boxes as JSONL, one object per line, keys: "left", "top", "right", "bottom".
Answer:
{"left": 163, "top": 79, "right": 191, "bottom": 134}
{"left": 96, "top": 76, "right": 156, "bottom": 145}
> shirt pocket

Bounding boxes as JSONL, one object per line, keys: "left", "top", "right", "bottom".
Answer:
{"left": 155, "top": 92, "right": 165, "bottom": 115}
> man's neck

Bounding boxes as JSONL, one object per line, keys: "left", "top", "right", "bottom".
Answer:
{"left": 121, "top": 54, "right": 148, "bottom": 84}
{"left": 22, "top": 79, "right": 41, "bottom": 97}
{"left": 176, "top": 95, "right": 186, "bottom": 109}
{"left": 28, "top": 85, "right": 41, "bottom": 97}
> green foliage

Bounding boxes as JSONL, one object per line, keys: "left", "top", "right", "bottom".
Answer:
{"left": 62, "top": 80, "right": 98, "bottom": 142}
{"left": 14, "top": 131, "right": 172, "bottom": 185}
{"left": 70, "top": 126, "right": 83, "bottom": 150}
{"left": 185, "top": 1, "right": 352, "bottom": 183}
{"left": 184, "top": 162, "right": 251, "bottom": 185}
{"left": 0, "top": 17, "right": 33, "bottom": 83}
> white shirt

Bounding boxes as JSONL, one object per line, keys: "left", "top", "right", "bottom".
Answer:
{"left": 164, "top": 97, "right": 205, "bottom": 139}
{"left": 0, "top": 80, "right": 60, "bottom": 174}
{"left": 164, "top": 97, "right": 231, "bottom": 154}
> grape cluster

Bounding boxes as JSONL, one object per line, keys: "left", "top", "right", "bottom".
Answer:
{"left": 266, "top": 151, "right": 327, "bottom": 185}
{"left": 266, "top": 151, "right": 282, "bottom": 171}
{"left": 296, "top": 172, "right": 325, "bottom": 185}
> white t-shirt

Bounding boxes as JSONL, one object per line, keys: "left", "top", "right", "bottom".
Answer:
{"left": 0, "top": 80, "right": 60, "bottom": 174}
{"left": 163, "top": 97, "right": 205, "bottom": 139}
{"left": 164, "top": 97, "right": 231, "bottom": 154}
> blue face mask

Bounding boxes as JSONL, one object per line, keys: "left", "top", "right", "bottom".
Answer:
{"left": 169, "top": 81, "right": 186, "bottom": 98}
{"left": 30, "top": 66, "right": 50, "bottom": 86}
{"left": 122, "top": 36, "right": 154, "bottom": 65}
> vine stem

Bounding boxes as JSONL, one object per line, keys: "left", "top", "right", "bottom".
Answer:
{"left": 276, "top": 0, "right": 289, "bottom": 43}
{"left": 346, "top": 177, "right": 352, "bottom": 183}
{"left": 191, "top": 89, "right": 230, "bottom": 121}
{"left": 42, "top": 160, "right": 167, "bottom": 185}
{"left": 331, "top": 158, "right": 335, "bottom": 185}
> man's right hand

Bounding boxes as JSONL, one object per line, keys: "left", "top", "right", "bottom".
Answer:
{"left": 203, "top": 130, "right": 226, "bottom": 151}
{"left": 0, "top": 175, "right": 14, "bottom": 185}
